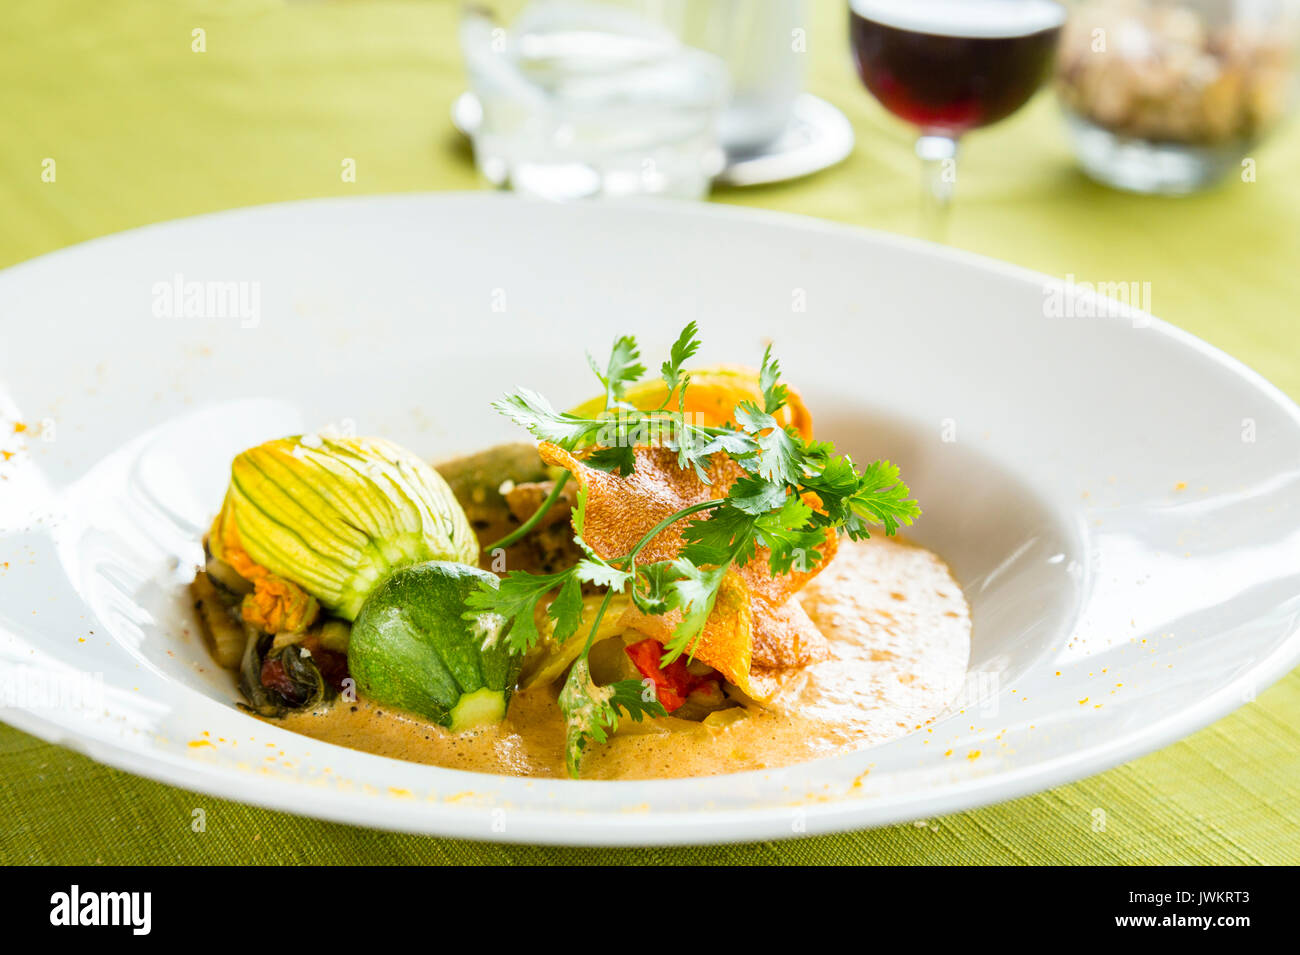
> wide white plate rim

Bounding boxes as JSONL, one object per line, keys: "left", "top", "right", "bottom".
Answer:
{"left": 1, "top": 192, "right": 1297, "bottom": 845}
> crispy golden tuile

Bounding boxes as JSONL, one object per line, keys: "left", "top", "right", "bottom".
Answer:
{"left": 536, "top": 443, "right": 835, "bottom": 690}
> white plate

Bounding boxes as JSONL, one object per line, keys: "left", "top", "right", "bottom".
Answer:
{"left": 1, "top": 194, "right": 1298, "bottom": 846}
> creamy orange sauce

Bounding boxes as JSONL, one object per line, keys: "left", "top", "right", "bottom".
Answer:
{"left": 278, "top": 537, "right": 971, "bottom": 779}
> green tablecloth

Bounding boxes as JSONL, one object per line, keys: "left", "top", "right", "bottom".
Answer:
{"left": 2, "top": 0, "right": 1298, "bottom": 865}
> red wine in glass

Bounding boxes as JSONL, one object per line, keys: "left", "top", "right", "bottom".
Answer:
{"left": 849, "top": 0, "right": 1065, "bottom": 234}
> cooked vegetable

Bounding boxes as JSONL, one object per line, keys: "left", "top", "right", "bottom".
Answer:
{"left": 468, "top": 322, "right": 921, "bottom": 776}
{"left": 239, "top": 630, "right": 348, "bottom": 718}
{"left": 191, "top": 571, "right": 246, "bottom": 669}
{"left": 318, "top": 619, "right": 351, "bottom": 654}
{"left": 624, "top": 636, "right": 721, "bottom": 713}
{"left": 433, "top": 444, "right": 589, "bottom": 576}
{"left": 670, "top": 680, "right": 733, "bottom": 722}
{"left": 243, "top": 576, "right": 320, "bottom": 635}
{"left": 701, "top": 707, "right": 748, "bottom": 730}
{"left": 209, "top": 435, "right": 478, "bottom": 624}
{"left": 434, "top": 442, "right": 550, "bottom": 523}
{"left": 520, "top": 593, "right": 629, "bottom": 689}
{"left": 589, "top": 632, "right": 734, "bottom": 720}
{"left": 585, "top": 631, "right": 642, "bottom": 686}
{"left": 348, "top": 561, "right": 522, "bottom": 732}
{"left": 205, "top": 555, "right": 252, "bottom": 595}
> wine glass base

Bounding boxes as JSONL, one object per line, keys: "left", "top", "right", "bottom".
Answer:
{"left": 1062, "top": 111, "right": 1249, "bottom": 196}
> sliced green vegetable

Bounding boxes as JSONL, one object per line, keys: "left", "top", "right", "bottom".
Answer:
{"left": 348, "top": 561, "right": 521, "bottom": 731}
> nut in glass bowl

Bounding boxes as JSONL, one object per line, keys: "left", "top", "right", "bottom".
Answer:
{"left": 1056, "top": 0, "right": 1300, "bottom": 193}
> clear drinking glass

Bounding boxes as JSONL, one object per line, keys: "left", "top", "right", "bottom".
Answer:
{"left": 459, "top": 0, "right": 731, "bottom": 200}
{"left": 670, "top": 0, "right": 808, "bottom": 152}
{"left": 848, "top": 0, "right": 1067, "bottom": 237}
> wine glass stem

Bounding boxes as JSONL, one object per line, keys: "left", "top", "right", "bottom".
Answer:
{"left": 916, "top": 134, "right": 959, "bottom": 242}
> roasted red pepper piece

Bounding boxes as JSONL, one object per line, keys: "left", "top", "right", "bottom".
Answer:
{"left": 625, "top": 637, "right": 720, "bottom": 713}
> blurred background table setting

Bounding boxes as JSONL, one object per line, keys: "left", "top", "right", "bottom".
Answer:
{"left": 449, "top": 0, "right": 1299, "bottom": 210}
{"left": 1, "top": 0, "right": 1299, "bottom": 866}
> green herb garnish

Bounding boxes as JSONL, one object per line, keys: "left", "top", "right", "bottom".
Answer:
{"left": 465, "top": 324, "right": 920, "bottom": 777}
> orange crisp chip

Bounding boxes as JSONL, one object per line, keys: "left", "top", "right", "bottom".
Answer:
{"left": 538, "top": 442, "right": 836, "bottom": 688}
{"left": 750, "top": 593, "right": 832, "bottom": 669}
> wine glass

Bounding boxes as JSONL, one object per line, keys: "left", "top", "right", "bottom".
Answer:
{"left": 849, "top": 0, "right": 1066, "bottom": 237}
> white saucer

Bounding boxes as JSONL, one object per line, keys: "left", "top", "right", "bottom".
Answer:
{"left": 451, "top": 91, "right": 855, "bottom": 187}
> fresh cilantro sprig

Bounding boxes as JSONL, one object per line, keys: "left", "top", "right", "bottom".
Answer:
{"left": 486, "top": 336, "right": 648, "bottom": 549}
{"left": 464, "top": 325, "right": 920, "bottom": 777}
{"left": 658, "top": 320, "right": 700, "bottom": 408}
{"left": 587, "top": 335, "right": 646, "bottom": 411}
{"left": 558, "top": 656, "right": 665, "bottom": 778}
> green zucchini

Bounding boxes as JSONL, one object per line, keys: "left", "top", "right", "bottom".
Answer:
{"left": 348, "top": 561, "right": 520, "bottom": 732}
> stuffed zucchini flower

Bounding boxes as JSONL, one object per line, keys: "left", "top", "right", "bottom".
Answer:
{"left": 209, "top": 434, "right": 478, "bottom": 631}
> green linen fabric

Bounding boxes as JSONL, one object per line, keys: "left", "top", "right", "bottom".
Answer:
{"left": 0, "top": 0, "right": 1297, "bottom": 865}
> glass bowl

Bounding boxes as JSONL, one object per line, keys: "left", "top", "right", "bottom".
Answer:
{"left": 1056, "top": 0, "right": 1300, "bottom": 194}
